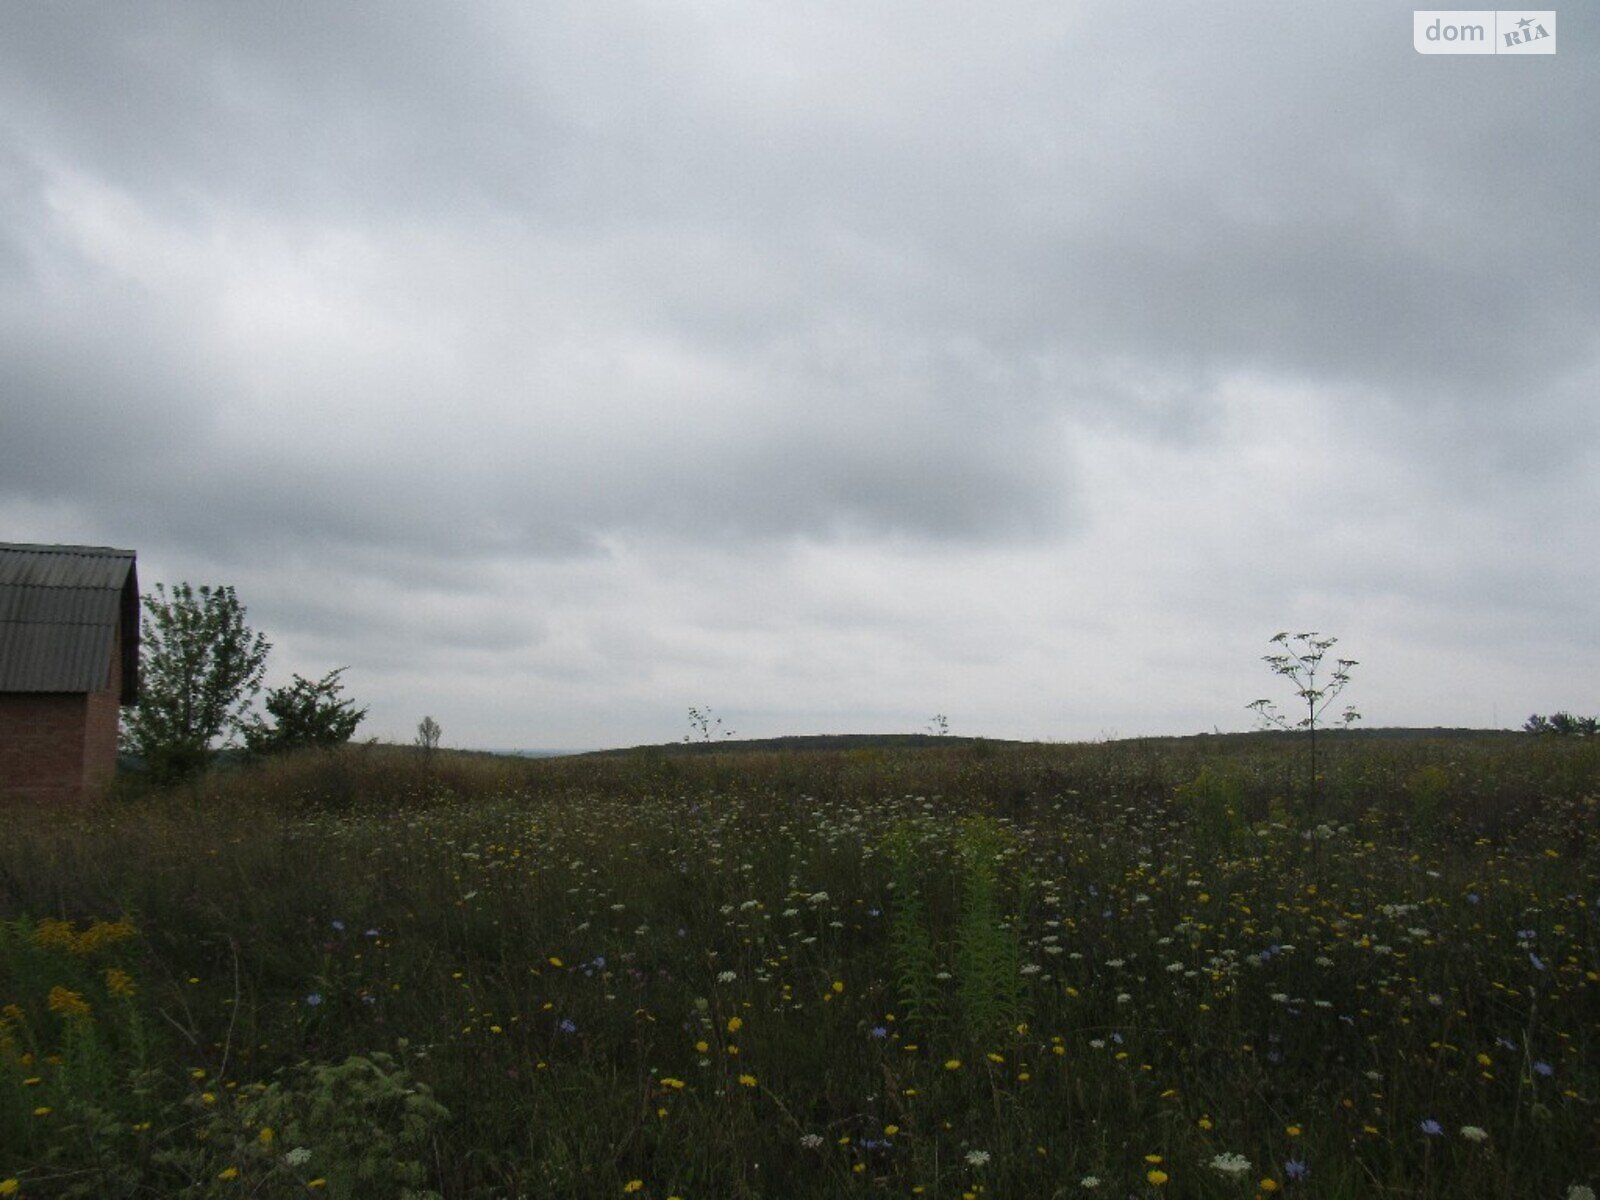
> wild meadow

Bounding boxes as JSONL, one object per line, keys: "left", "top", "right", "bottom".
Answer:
{"left": 1, "top": 733, "right": 1596, "bottom": 1198}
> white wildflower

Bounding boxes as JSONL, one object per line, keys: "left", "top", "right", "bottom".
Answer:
{"left": 1210, "top": 1152, "right": 1252, "bottom": 1177}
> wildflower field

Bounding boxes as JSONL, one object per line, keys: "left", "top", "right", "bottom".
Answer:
{"left": 1, "top": 733, "right": 1597, "bottom": 1198}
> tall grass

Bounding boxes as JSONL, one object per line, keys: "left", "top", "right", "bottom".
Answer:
{"left": 0, "top": 733, "right": 1596, "bottom": 1197}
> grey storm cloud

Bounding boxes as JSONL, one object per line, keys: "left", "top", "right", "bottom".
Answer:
{"left": 6, "top": 4, "right": 1596, "bottom": 545}
{"left": 1, "top": 2, "right": 1595, "bottom": 746}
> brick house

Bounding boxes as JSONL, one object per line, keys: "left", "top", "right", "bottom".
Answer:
{"left": 0, "top": 544, "right": 139, "bottom": 803}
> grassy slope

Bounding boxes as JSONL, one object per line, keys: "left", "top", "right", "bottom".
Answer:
{"left": 1, "top": 733, "right": 1596, "bottom": 1198}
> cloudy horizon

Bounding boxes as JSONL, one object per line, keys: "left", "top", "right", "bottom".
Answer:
{"left": 3, "top": 3, "right": 1594, "bottom": 751}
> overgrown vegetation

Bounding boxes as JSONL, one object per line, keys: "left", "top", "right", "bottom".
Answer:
{"left": 123, "top": 583, "right": 367, "bottom": 781}
{"left": 242, "top": 669, "right": 367, "bottom": 757}
{"left": 2, "top": 733, "right": 1597, "bottom": 1198}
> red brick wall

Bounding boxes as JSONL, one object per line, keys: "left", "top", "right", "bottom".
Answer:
{"left": 0, "top": 692, "right": 91, "bottom": 804}
{"left": 82, "top": 625, "right": 124, "bottom": 792}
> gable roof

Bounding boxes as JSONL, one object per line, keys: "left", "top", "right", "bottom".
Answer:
{"left": 0, "top": 544, "right": 139, "bottom": 702}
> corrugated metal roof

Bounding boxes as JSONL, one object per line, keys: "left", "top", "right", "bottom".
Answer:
{"left": 0, "top": 544, "right": 138, "bottom": 700}
{"left": 0, "top": 585, "right": 122, "bottom": 627}
{"left": 0, "top": 544, "right": 137, "bottom": 590}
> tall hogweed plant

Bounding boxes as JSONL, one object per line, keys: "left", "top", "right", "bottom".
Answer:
{"left": 1248, "top": 630, "right": 1360, "bottom": 818}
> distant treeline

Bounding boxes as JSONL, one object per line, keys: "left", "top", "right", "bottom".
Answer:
{"left": 583, "top": 726, "right": 1523, "bottom": 759}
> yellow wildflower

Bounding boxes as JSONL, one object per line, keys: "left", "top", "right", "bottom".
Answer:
{"left": 46, "top": 986, "right": 91, "bottom": 1020}
{"left": 104, "top": 968, "right": 137, "bottom": 998}
{"left": 32, "top": 918, "right": 76, "bottom": 952}
{"left": 73, "top": 917, "right": 137, "bottom": 955}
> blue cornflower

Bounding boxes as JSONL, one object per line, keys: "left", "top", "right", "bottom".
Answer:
{"left": 1420, "top": 1119, "right": 1443, "bottom": 1136}
{"left": 330, "top": 920, "right": 345, "bottom": 932}
{"left": 870, "top": 1025, "right": 889, "bottom": 1040}
{"left": 1534, "top": 1060, "right": 1554, "bottom": 1077}
{"left": 304, "top": 992, "right": 323, "bottom": 1007}
{"left": 1284, "top": 1158, "right": 1310, "bottom": 1181}
{"left": 1530, "top": 952, "right": 1547, "bottom": 971}
{"left": 557, "top": 1018, "right": 577, "bottom": 1033}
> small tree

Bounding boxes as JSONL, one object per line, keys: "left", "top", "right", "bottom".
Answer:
{"left": 415, "top": 716, "right": 443, "bottom": 754}
{"left": 122, "top": 583, "right": 271, "bottom": 781}
{"left": 243, "top": 669, "right": 367, "bottom": 755}
{"left": 1247, "top": 631, "right": 1360, "bottom": 814}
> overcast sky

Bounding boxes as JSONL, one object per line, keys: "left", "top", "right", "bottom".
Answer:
{"left": 3, "top": 3, "right": 1595, "bottom": 750}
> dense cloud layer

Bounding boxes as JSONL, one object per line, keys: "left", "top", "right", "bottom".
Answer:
{"left": 3, "top": 4, "right": 1595, "bottom": 746}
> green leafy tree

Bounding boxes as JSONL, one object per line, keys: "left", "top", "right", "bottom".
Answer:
{"left": 122, "top": 583, "right": 271, "bottom": 781}
{"left": 243, "top": 668, "right": 367, "bottom": 755}
{"left": 1247, "top": 631, "right": 1360, "bottom": 815}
